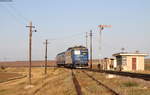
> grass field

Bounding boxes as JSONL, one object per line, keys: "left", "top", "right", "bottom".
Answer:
{"left": 84, "top": 70, "right": 150, "bottom": 95}
{"left": 0, "top": 67, "right": 76, "bottom": 95}
{"left": 145, "top": 63, "right": 150, "bottom": 71}
{"left": 0, "top": 72, "right": 23, "bottom": 82}
{"left": 0, "top": 67, "right": 150, "bottom": 95}
{"left": 0, "top": 67, "right": 26, "bottom": 83}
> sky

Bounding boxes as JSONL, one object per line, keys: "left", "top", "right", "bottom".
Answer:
{"left": 0, "top": 0, "right": 150, "bottom": 61}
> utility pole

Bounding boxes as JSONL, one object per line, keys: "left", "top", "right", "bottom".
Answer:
{"left": 44, "top": 39, "right": 49, "bottom": 75}
{"left": 98, "top": 25, "right": 111, "bottom": 68}
{"left": 85, "top": 32, "right": 88, "bottom": 48}
{"left": 26, "top": 21, "right": 36, "bottom": 85}
{"left": 90, "top": 30, "right": 93, "bottom": 69}
{"left": 98, "top": 25, "right": 103, "bottom": 65}
{"left": 98, "top": 25, "right": 111, "bottom": 52}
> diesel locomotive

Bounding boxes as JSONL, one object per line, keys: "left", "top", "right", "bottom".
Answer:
{"left": 56, "top": 46, "right": 89, "bottom": 68}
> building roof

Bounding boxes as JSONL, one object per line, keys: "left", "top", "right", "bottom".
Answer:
{"left": 67, "top": 45, "right": 87, "bottom": 50}
{"left": 113, "top": 52, "right": 148, "bottom": 57}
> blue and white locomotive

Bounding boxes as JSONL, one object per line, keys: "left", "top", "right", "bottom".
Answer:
{"left": 56, "top": 46, "right": 88, "bottom": 68}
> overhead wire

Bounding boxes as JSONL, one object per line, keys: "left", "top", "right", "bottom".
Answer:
{"left": 38, "top": 32, "right": 85, "bottom": 46}
{"left": 0, "top": 4, "right": 23, "bottom": 25}
{"left": 52, "top": 32, "right": 85, "bottom": 41}
{"left": 0, "top": 3, "right": 28, "bottom": 25}
{"left": 7, "top": 4, "right": 29, "bottom": 23}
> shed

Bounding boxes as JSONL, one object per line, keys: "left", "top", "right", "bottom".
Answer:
{"left": 113, "top": 52, "right": 148, "bottom": 71}
{"left": 103, "top": 58, "right": 116, "bottom": 70}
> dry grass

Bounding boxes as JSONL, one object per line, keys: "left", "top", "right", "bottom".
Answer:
{"left": 0, "top": 61, "right": 56, "bottom": 67}
{"left": 145, "top": 63, "right": 150, "bottom": 70}
{"left": 0, "top": 67, "right": 26, "bottom": 83}
{"left": 85, "top": 70, "right": 150, "bottom": 95}
{"left": 92, "top": 63, "right": 150, "bottom": 74}
{"left": 0, "top": 67, "right": 150, "bottom": 95}
{"left": 0, "top": 67, "right": 77, "bottom": 95}
{"left": 0, "top": 72, "right": 22, "bottom": 82}
{"left": 74, "top": 70, "right": 114, "bottom": 95}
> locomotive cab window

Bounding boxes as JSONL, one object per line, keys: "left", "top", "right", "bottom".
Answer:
{"left": 82, "top": 51, "right": 87, "bottom": 55}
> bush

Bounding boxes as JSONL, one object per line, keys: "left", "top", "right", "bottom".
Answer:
{"left": 122, "top": 81, "right": 138, "bottom": 87}
{"left": 0, "top": 66, "right": 5, "bottom": 70}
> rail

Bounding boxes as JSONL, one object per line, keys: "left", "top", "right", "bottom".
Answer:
{"left": 82, "top": 70, "right": 120, "bottom": 95}
{"left": 85, "top": 69, "right": 150, "bottom": 81}
{"left": 71, "top": 69, "right": 82, "bottom": 95}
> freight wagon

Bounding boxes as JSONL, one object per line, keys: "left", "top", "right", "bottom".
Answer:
{"left": 56, "top": 46, "right": 89, "bottom": 68}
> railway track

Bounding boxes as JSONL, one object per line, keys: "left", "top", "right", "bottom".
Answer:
{"left": 86, "top": 69, "right": 150, "bottom": 81}
{"left": 72, "top": 69, "right": 120, "bottom": 95}
{"left": 82, "top": 70, "right": 120, "bottom": 95}
{"left": 71, "top": 69, "right": 82, "bottom": 95}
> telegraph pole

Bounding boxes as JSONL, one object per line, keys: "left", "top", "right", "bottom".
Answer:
{"left": 85, "top": 32, "right": 88, "bottom": 48}
{"left": 44, "top": 39, "right": 49, "bottom": 75}
{"left": 98, "top": 25, "right": 111, "bottom": 51}
{"left": 98, "top": 25, "right": 111, "bottom": 67}
{"left": 98, "top": 25, "right": 103, "bottom": 66}
{"left": 26, "top": 21, "right": 36, "bottom": 85}
{"left": 90, "top": 30, "right": 93, "bottom": 69}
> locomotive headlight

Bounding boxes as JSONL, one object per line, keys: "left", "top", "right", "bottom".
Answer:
{"left": 74, "top": 50, "right": 80, "bottom": 55}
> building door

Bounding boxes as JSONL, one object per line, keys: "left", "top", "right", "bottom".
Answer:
{"left": 132, "top": 58, "right": 136, "bottom": 70}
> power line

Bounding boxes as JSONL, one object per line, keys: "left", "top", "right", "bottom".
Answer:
{"left": 0, "top": 4, "right": 28, "bottom": 25}
{"left": 54, "top": 32, "right": 84, "bottom": 40}
{"left": 42, "top": 32, "right": 85, "bottom": 45}
{"left": 7, "top": 4, "right": 29, "bottom": 22}
{"left": 0, "top": 4, "right": 25, "bottom": 25}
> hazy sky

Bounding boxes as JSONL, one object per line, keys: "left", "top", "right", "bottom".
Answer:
{"left": 0, "top": 0, "right": 150, "bottom": 61}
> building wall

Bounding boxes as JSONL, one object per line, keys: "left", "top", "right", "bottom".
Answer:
{"left": 113, "top": 52, "right": 147, "bottom": 71}
{"left": 123, "top": 56, "right": 144, "bottom": 71}
{"left": 126, "top": 56, "right": 134, "bottom": 71}
{"left": 101, "top": 56, "right": 145, "bottom": 71}
{"left": 99, "top": 58, "right": 115, "bottom": 70}
{"left": 122, "top": 56, "right": 128, "bottom": 71}
{"left": 113, "top": 59, "right": 117, "bottom": 68}
{"left": 137, "top": 56, "right": 144, "bottom": 70}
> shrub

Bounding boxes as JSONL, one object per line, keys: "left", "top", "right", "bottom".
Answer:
{"left": 0, "top": 66, "right": 6, "bottom": 70}
{"left": 122, "top": 81, "right": 138, "bottom": 87}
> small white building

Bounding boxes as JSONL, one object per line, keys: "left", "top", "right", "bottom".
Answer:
{"left": 113, "top": 52, "right": 148, "bottom": 71}
{"left": 100, "top": 58, "right": 116, "bottom": 70}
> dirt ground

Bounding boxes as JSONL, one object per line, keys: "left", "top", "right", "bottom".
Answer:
{"left": 0, "top": 67, "right": 150, "bottom": 95}
{"left": 0, "top": 72, "right": 22, "bottom": 82}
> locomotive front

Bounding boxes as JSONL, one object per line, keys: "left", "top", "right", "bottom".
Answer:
{"left": 72, "top": 47, "right": 89, "bottom": 68}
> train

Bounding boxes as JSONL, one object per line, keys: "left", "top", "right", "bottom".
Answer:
{"left": 56, "top": 46, "right": 89, "bottom": 68}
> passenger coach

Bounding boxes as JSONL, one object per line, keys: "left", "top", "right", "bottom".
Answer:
{"left": 56, "top": 46, "right": 89, "bottom": 68}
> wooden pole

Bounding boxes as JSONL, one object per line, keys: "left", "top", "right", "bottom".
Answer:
{"left": 45, "top": 39, "right": 48, "bottom": 74}
{"left": 26, "top": 21, "right": 36, "bottom": 85}
{"left": 90, "top": 30, "right": 93, "bottom": 69}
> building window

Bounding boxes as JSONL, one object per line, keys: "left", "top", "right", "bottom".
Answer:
{"left": 116, "top": 56, "right": 122, "bottom": 65}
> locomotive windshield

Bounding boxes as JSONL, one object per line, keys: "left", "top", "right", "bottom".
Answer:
{"left": 73, "top": 50, "right": 88, "bottom": 61}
